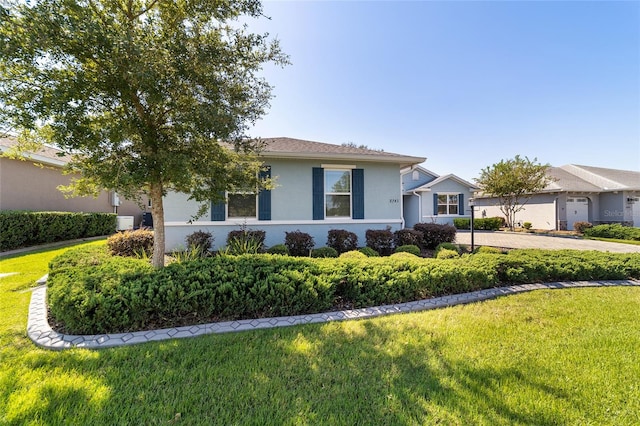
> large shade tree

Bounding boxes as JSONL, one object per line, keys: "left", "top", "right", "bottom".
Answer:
{"left": 0, "top": 0, "right": 287, "bottom": 267}
{"left": 475, "top": 155, "right": 553, "bottom": 231}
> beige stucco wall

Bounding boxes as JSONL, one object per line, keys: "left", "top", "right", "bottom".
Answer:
{"left": 0, "top": 157, "right": 146, "bottom": 224}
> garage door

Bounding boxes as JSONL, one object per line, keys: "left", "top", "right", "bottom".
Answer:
{"left": 567, "top": 197, "right": 589, "bottom": 230}
{"left": 632, "top": 197, "right": 640, "bottom": 227}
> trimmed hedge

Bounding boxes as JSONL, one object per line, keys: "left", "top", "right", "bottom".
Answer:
{"left": 584, "top": 224, "right": 640, "bottom": 241}
{"left": 365, "top": 228, "right": 395, "bottom": 256}
{"left": 327, "top": 229, "right": 358, "bottom": 254}
{"left": 453, "top": 217, "right": 503, "bottom": 231}
{"left": 0, "top": 211, "right": 116, "bottom": 251}
{"left": 413, "top": 223, "right": 456, "bottom": 249}
{"left": 47, "top": 245, "right": 640, "bottom": 334}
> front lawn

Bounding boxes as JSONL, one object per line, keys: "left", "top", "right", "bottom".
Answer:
{"left": 1, "top": 242, "right": 639, "bottom": 424}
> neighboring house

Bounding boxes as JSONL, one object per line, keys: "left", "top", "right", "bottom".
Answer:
{"left": 473, "top": 164, "right": 640, "bottom": 230}
{"left": 0, "top": 137, "right": 146, "bottom": 227}
{"left": 164, "top": 137, "right": 426, "bottom": 251}
{"left": 401, "top": 166, "right": 479, "bottom": 228}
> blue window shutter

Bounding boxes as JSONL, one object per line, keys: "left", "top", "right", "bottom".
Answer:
{"left": 433, "top": 193, "right": 438, "bottom": 216}
{"left": 258, "top": 166, "right": 271, "bottom": 220}
{"left": 458, "top": 193, "right": 464, "bottom": 215}
{"left": 352, "top": 168, "right": 364, "bottom": 219}
{"left": 312, "top": 167, "right": 324, "bottom": 220}
{"left": 211, "top": 192, "right": 226, "bottom": 221}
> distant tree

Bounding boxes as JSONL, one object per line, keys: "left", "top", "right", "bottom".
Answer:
{"left": 0, "top": 0, "right": 288, "bottom": 268}
{"left": 341, "top": 142, "right": 384, "bottom": 152}
{"left": 475, "top": 156, "right": 553, "bottom": 231}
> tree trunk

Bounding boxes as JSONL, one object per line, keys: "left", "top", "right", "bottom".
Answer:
{"left": 150, "top": 181, "right": 165, "bottom": 269}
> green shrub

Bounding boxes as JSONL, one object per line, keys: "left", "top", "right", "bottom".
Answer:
{"left": 285, "top": 230, "right": 315, "bottom": 256}
{"left": 413, "top": 223, "right": 456, "bottom": 249}
{"left": 394, "top": 229, "right": 423, "bottom": 248}
{"left": 584, "top": 224, "right": 640, "bottom": 241}
{"left": 523, "top": 222, "right": 532, "bottom": 230}
{"left": 47, "top": 245, "right": 640, "bottom": 334}
{"left": 476, "top": 246, "right": 504, "bottom": 254}
{"left": 266, "top": 244, "right": 289, "bottom": 255}
{"left": 436, "top": 249, "right": 459, "bottom": 259}
{"left": 358, "top": 247, "right": 379, "bottom": 257}
{"left": 0, "top": 211, "right": 116, "bottom": 251}
{"left": 311, "top": 247, "right": 339, "bottom": 258}
{"left": 226, "top": 229, "right": 265, "bottom": 253}
{"left": 107, "top": 229, "right": 154, "bottom": 257}
{"left": 435, "top": 242, "right": 459, "bottom": 255}
{"left": 340, "top": 250, "right": 367, "bottom": 259}
{"left": 573, "top": 221, "right": 593, "bottom": 234}
{"left": 390, "top": 251, "right": 419, "bottom": 259}
{"left": 394, "top": 244, "right": 421, "bottom": 256}
{"left": 365, "top": 228, "right": 395, "bottom": 256}
{"left": 453, "top": 217, "right": 503, "bottom": 231}
{"left": 453, "top": 218, "right": 470, "bottom": 230}
{"left": 327, "top": 229, "right": 358, "bottom": 254}
{"left": 48, "top": 250, "right": 334, "bottom": 334}
{"left": 186, "top": 230, "right": 213, "bottom": 254}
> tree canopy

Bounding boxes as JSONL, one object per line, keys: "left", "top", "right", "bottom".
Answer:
{"left": 0, "top": 0, "right": 288, "bottom": 267}
{"left": 475, "top": 155, "right": 552, "bottom": 230}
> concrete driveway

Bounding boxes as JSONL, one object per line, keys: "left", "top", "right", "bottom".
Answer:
{"left": 454, "top": 231, "right": 640, "bottom": 253}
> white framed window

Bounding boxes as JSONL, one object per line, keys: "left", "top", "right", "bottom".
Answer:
{"left": 437, "top": 194, "right": 459, "bottom": 215}
{"left": 228, "top": 193, "right": 257, "bottom": 218}
{"left": 325, "top": 169, "right": 351, "bottom": 218}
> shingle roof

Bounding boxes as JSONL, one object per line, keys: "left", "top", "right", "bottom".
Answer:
{"left": 0, "top": 137, "right": 70, "bottom": 166}
{"left": 413, "top": 173, "right": 478, "bottom": 191}
{"left": 258, "top": 137, "right": 426, "bottom": 167}
{"left": 543, "top": 165, "right": 640, "bottom": 192}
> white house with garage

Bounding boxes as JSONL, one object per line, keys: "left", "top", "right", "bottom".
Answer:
{"left": 472, "top": 164, "right": 640, "bottom": 231}
{"left": 163, "top": 137, "right": 425, "bottom": 251}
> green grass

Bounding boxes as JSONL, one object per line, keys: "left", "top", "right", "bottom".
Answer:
{"left": 1, "top": 242, "right": 639, "bottom": 425}
{"left": 584, "top": 236, "right": 640, "bottom": 246}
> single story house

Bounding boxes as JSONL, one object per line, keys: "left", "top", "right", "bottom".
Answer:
{"left": 164, "top": 137, "right": 426, "bottom": 251}
{"left": 0, "top": 137, "right": 146, "bottom": 228}
{"left": 472, "top": 164, "right": 640, "bottom": 230}
{"left": 401, "top": 165, "right": 479, "bottom": 228}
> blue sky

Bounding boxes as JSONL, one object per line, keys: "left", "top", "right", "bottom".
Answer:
{"left": 247, "top": 0, "right": 640, "bottom": 182}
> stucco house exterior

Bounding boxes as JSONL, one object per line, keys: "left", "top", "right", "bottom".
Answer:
{"left": 472, "top": 164, "right": 640, "bottom": 231}
{"left": 0, "top": 137, "right": 146, "bottom": 227}
{"left": 401, "top": 165, "right": 478, "bottom": 228}
{"left": 163, "top": 137, "right": 425, "bottom": 251}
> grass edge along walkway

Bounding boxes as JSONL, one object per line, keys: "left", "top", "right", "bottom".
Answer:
{"left": 28, "top": 279, "right": 640, "bottom": 350}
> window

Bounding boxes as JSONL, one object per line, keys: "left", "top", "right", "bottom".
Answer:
{"left": 438, "top": 194, "right": 459, "bottom": 215}
{"left": 228, "top": 193, "right": 257, "bottom": 218}
{"left": 325, "top": 170, "right": 351, "bottom": 218}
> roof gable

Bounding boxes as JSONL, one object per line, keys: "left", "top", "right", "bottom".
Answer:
{"left": 412, "top": 173, "right": 478, "bottom": 192}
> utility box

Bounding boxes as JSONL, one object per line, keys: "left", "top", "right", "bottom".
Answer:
{"left": 116, "top": 216, "right": 134, "bottom": 231}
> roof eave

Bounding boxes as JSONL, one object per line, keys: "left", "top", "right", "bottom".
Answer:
{"left": 261, "top": 151, "right": 426, "bottom": 167}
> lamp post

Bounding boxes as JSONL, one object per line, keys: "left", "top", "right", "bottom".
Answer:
{"left": 469, "top": 198, "right": 475, "bottom": 252}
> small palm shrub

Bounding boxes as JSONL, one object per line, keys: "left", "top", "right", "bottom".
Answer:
{"left": 186, "top": 230, "right": 213, "bottom": 254}
{"left": 107, "top": 229, "right": 154, "bottom": 258}
{"left": 523, "top": 222, "right": 532, "bottom": 230}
